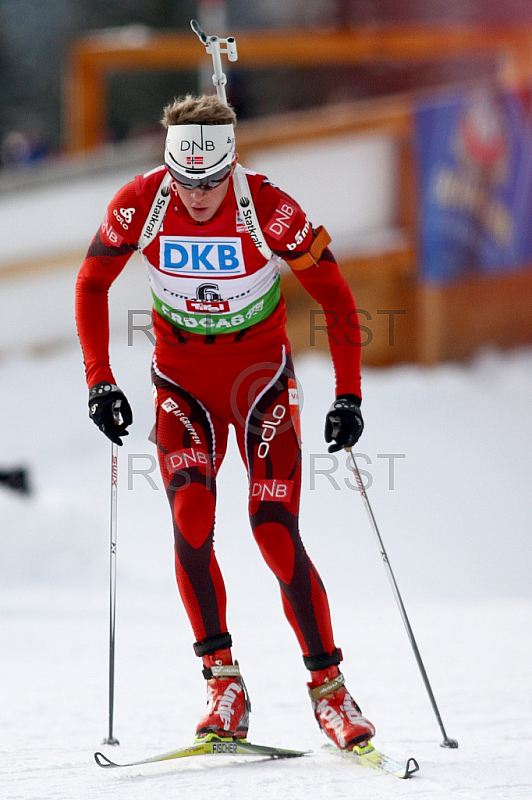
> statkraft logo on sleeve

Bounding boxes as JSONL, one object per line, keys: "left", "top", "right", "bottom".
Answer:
{"left": 159, "top": 236, "right": 246, "bottom": 276}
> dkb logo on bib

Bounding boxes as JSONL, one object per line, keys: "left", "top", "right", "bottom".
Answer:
{"left": 159, "top": 236, "right": 245, "bottom": 276}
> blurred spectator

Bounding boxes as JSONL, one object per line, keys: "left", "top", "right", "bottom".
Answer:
{"left": 0, "top": 468, "right": 31, "bottom": 496}
{"left": 0, "top": 129, "right": 48, "bottom": 168}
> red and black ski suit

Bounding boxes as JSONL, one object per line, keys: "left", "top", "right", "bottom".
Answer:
{"left": 75, "top": 164, "right": 363, "bottom": 665}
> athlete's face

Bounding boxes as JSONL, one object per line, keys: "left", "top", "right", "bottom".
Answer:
{"left": 173, "top": 170, "right": 233, "bottom": 222}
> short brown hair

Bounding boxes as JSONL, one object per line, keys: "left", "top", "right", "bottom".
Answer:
{"left": 161, "top": 94, "right": 237, "bottom": 128}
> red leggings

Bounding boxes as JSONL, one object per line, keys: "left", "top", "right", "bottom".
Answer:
{"left": 152, "top": 341, "right": 336, "bottom": 659}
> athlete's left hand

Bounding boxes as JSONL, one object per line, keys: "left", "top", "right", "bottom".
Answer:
{"left": 324, "top": 395, "right": 363, "bottom": 452}
{"left": 88, "top": 382, "right": 133, "bottom": 446}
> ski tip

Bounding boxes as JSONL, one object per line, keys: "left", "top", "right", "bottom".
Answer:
{"left": 406, "top": 757, "right": 420, "bottom": 777}
{"left": 94, "top": 751, "right": 117, "bottom": 768}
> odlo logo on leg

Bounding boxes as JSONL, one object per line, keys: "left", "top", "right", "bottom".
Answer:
{"left": 258, "top": 404, "right": 286, "bottom": 459}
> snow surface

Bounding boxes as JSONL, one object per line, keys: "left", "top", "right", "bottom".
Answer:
{"left": 1, "top": 332, "right": 531, "bottom": 799}
{"left": 1, "top": 142, "right": 531, "bottom": 798}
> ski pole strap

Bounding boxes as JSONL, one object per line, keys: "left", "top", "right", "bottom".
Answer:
{"left": 307, "top": 672, "right": 345, "bottom": 701}
{"left": 287, "top": 225, "right": 332, "bottom": 271}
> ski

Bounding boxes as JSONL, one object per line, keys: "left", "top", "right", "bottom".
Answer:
{"left": 94, "top": 734, "right": 418, "bottom": 778}
{"left": 323, "top": 742, "right": 419, "bottom": 778}
{"left": 94, "top": 733, "right": 309, "bottom": 768}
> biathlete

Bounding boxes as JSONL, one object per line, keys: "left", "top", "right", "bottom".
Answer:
{"left": 75, "top": 93, "right": 375, "bottom": 751}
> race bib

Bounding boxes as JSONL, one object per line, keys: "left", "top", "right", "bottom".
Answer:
{"left": 159, "top": 236, "right": 245, "bottom": 276}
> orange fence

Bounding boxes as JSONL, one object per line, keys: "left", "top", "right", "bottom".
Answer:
{"left": 65, "top": 26, "right": 532, "bottom": 152}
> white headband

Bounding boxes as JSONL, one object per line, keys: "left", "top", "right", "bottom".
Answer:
{"left": 165, "top": 123, "right": 235, "bottom": 177}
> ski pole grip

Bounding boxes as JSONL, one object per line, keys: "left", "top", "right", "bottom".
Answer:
{"left": 329, "top": 415, "right": 342, "bottom": 441}
{"left": 189, "top": 18, "right": 238, "bottom": 106}
{"left": 226, "top": 37, "right": 238, "bottom": 61}
{"left": 190, "top": 19, "right": 207, "bottom": 43}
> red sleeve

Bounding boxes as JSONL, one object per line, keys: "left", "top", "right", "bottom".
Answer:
{"left": 294, "top": 253, "right": 362, "bottom": 399}
{"left": 75, "top": 180, "right": 145, "bottom": 388}
{"left": 256, "top": 181, "right": 362, "bottom": 399}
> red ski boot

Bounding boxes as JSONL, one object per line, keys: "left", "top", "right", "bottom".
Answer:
{"left": 308, "top": 665, "right": 376, "bottom": 750}
{"left": 196, "top": 649, "right": 251, "bottom": 739}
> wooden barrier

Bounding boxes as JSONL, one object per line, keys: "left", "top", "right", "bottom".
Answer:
{"left": 418, "top": 268, "right": 532, "bottom": 363}
{"left": 65, "top": 26, "right": 532, "bottom": 152}
{"left": 282, "top": 248, "right": 417, "bottom": 367}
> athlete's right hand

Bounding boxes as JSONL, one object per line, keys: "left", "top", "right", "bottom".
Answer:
{"left": 88, "top": 382, "right": 133, "bottom": 446}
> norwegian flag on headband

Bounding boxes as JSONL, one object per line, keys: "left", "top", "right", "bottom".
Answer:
{"left": 186, "top": 156, "right": 204, "bottom": 166}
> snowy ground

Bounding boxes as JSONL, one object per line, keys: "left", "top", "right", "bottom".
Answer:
{"left": 1, "top": 337, "right": 531, "bottom": 799}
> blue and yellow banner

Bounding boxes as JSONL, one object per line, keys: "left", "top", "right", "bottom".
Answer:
{"left": 415, "top": 86, "right": 532, "bottom": 282}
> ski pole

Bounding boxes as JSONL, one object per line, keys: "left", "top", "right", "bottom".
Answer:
{"left": 347, "top": 449, "right": 458, "bottom": 749}
{"left": 103, "top": 441, "right": 120, "bottom": 745}
{"left": 190, "top": 18, "right": 238, "bottom": 105}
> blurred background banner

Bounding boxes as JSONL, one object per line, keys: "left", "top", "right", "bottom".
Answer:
{"left": 416, "top": 84, "right": 532, "bottom": 282}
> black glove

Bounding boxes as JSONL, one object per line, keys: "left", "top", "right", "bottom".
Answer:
{"left": 88, "top": 382, "right": 133, "bottom": 446}
{"left": 324, "top": 394, "right": 364, "bottom": 453}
